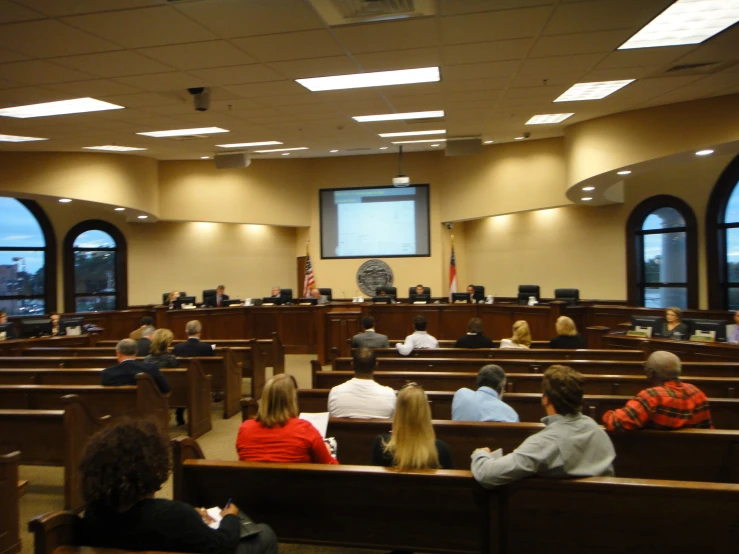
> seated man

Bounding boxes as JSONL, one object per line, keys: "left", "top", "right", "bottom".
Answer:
{"left": 602, "top": 350, "right": 713, "bottom": 430}
{"left": 136, "top": 325, "right": 155, "bottom": 357}
{"left": 102, "top": 339, "right": 170, "bottom": 394}
{"left": 205, "top": 285, "right": 229, "bottom": 308}
{"left": 466, "top": 284, "right": 484, "bottom": 304}
{"left": 309, "top": 288, "right": 329, "bottom": 305}
{"left": 0, "top": 309, "right": 15, "bottom": 339}
{"left": 471, "top": 365, "right": 615, "bottom": 487}
{"left": 729, "top": 310, "right": 739, "bottom": 343}
{"left": 396, "top": 315, "right": 439, "bottom": 355}
{"left": 453, "top": 365, "right": 518, "bottom": 422}
{"left": 173, "top": 320, "right": 214, "bottom": 357}
{"left": 267, "top": 285, "right": 288, "bottom": 305}
{"left": 352, "top": 316, "right": 389, "bottom": 348}
{"left": 410, "top": 284, "right": 428, "bottom": 302}
{"left": 129, "top": 316, "right": 155, "bottom": 340}
{"left": 328, "top": 347, "right": 396, "bottom": 418}
{"left": 455, "top": 317, "right": 495, "bottom": 348}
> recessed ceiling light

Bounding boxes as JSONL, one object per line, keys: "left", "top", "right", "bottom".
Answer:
{"left": 696, "top": 149, "right": 714, "bottom": 156}
{"left": 137, "top": 127, "right": 229, "bottom": 138}
{"left": 83, "top": 145, "right": 147, "bottom": 151}
{"left": 137, "top": 215, "right": 148, "bottom": 219}
{"left": 484, "top": 140, "right": 494, "bottom": 144}
{"left": 619, "top": 0, "right": 739, "bottom": 50}
{"left": 379, "top": 146, "right": 389, "bottom": 150}
{"left": 617, "top": 170, "right": 632, "bottom": 175}
{"left": 431, "top": 144, "right": 440, "bottom": 147}
{"left": 114, "top": 207, "right": 125, "bottom": 211}
{"left": 353, "top": 110, "right": 445, "bottom": 122}
{"left": 200, "top": 156, "right": 210, "bottom": 159}
{"left": 391, "top": 138, "right": 448, "bottom": 144}
{"left": 379, "top": 130, "right": 446, "bottom": 138}
{"left": 0, "top": 97, "right": 124, "bottom": 118}
{"left": 253, "top": 147, "right": 309, "bottom": 153}
{"left": 526, "top": 113, "right": 574, "bottom": 125}
{"left": 582, "top": 186, "right": 595, "bottom": 191}
{"left": 59, "top": 198, "right": 72, "bottom": 203}
{"left": 330, "top": 149, "right": 339, "bottom": 153}
{"left": 554, "top": 80, "right": 635, "bottom": 102}
{"left": 296, "top": 67, "right": 440, "bottom": 92}
{"left": 0, "top": 134, "right": 49, "bottom": 142}
{"left": 582, "top": 197, "right": 593, "bottom": 201}
{"left": 216, "top": 141, "right": 282, "bottom": 148}
{"left": 281, "top": 153, "right": 290, "bottom": 156}
{"left": 514, "top": 136, "right": 525, "bottom": 140}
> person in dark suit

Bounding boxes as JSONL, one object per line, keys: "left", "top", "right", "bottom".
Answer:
{"left": 466, "top": 284, "right": 485, "bottom": 304}
{"left": 101, "top": 339, "right": 170, "bottom": 394}
{"left": 455, "top": 318, "right": 495, "bottom": 348}
{"left": 351, "top": 316, "right": 389, "bottom": 348}
{"left": 268, "top": 285, "right": 289, "bottom": 305}
{"left": 205, "top": 285, "right": 229, "bottom": 308}
{"left": 173, "top": 320, "right": 215, "bottom": 357}
{"left": 136, "top": 325, "right": 155, "bottom": 357}
{"left": 548, "top": 316, "right": 587, "bottom": 349}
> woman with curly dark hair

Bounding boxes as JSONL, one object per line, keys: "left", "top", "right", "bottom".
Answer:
{"left": 80, "top": 419, "right": 278, "bottom": 554}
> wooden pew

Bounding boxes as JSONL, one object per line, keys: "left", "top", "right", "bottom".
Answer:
{"left": 0, "top": 395, "right": 109, "bottom": 511}
{"left": 337, "top": 346, "right": 647, "bottom": 362}
{"left": 331, "top": 356, "right": 739, "bottom": 377}
{"left": 0, "top": 374, "right": 169, "bottom": 429}
{"left": 313, "top": 368, "right": 739, "bottom": 398}
{"left": 293, "top": 389, "right": 739, "bottom": 429}
{"left": 0, "top": 335, "right": 95, "bottom": 357}
{"left": 0, "top": 451, "right": 21, "bottom": 554}
{"left": 0, "top": 361, "right": 212, "bottom": 438}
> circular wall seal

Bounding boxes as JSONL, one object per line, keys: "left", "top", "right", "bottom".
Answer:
{"left": 356, "top": 259, "right": 394, "bottom": 296}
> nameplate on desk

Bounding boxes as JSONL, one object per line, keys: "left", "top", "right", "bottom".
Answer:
{"left": 626, "top": 330, "right": 649, "bottom": 338}
{"left": 689, "top": 335, "right": 715, "bottom": 343}
{"left": 0, "top": 332, "right": 6, "bottom": 341}
{"left": 182, "top": 304, "right": 197, "bottom": 309}
{"left": 413, "top": 301, "right": 428, "bottom": 304}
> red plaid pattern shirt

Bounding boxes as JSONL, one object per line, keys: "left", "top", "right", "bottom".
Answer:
{"left": 602, "top": 380, "right": 713, "bottom": 431}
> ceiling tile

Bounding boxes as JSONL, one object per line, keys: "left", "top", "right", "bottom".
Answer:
{"left": 0, "top": 86, "right": 75, "bottom": 106}
{"left": 333, "top": 18, "right": 438, "bottom": 54}
{"left": 0, "top": 19, "right": 123, "bottom": 58}
{"left": 232, "top": 30, "right": 344, "bottom": 63}
{"left": 441, "top": 6, "right": 552, "bottom": 45}
{"left": 519, "top": 53, "right": 604, "bottom": 76}
{"left": 268, "top": 56, "right": 360, "bottom": 79}
{"left": 187, "top": 64, "right": 284, "bottom": 86}
{"left": 12, "top": 0, "right": 166, "bottom": 17}
{"left": 439, "top": 0, "right": 555, "bottom": 16}
{"left": 443, "top": 60, "right": 520, "bottom": 81}
{"left": 223, "top": 80, "right": 306, "bottom": 98}
{"left": 354, "top": 48, "right": 440, "bottom": 73}
{"left": 379, "top": 82, "right": 443, "bottom": 98}
{"left": 441, "top": 77, "right": 510, "bottom": 93}
{"left": 596, "top": 46, "right": 694, "bottom": 70}
{"left": 137, "top": 41, "right": 256, "bottom": 70}
{"left": 543, "top": 0, "right": 673, "bottom": 35}
{"left": 672, "top": 26, "right": 739, "bottom": 66}
{"left": 62, "top": 6, "right": 217, "bottom": 48}
{"left": 580, "top": 65, "right": 662, "bottom": 83}
{"left": 0, "top": 49, "right": 28, "bottom": 64}
{"left": 530, "top": 29, "right": 633, "bottom": 58}
{"left": 509, "top": 72, "right": 585, "bottom": 88}
{"left": 172, "top": 0, "right": 323, "bottom": 39}
{"left": 253, "top": 93, "right": 325, "bottom": 107}
{"left": 53, "top": 51, "right": 175, "bottom": 77}
{"left": 0, "top": 60, "right": 96, "bottom": 85}
{"left": 443, "top": 39, "right": 532, "bottom": 65}
{"left": 45, "top": 79, "right": 143, "bottom": 97}
{"left": 115, "top": 71, "right": 203, "bottom": 92}
{"left": 0, "top": 0, "right": 45, "bottom": 23}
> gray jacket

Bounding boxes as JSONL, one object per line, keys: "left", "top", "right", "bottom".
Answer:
{"left": 351, "top": 330, "right": 389, "bottom": 348}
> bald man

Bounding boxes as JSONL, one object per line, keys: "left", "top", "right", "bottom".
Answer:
{"left": 602, "top": 351, "right": 712, "bottom": 431}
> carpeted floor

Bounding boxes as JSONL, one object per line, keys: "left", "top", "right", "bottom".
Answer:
{"left": 18, "top": 355, "right": 389, "bottom": 554}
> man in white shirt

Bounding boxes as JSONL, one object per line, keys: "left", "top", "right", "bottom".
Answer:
{"left": 328, "top": 347, "right": 396, "bottom": 418}
{"left": 396, "top": 315, "right": 439, "bottom": 355}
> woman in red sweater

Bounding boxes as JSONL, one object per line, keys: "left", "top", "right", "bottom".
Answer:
{"left": 236, "top": 373, "right": 337, "bottom": 464}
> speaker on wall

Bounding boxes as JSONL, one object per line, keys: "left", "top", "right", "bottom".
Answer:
{"left": 445, "top": 138, "right": 482, "bottom": 156}
{"left": 215, "top": 152, "right": 251, "bottom": 169}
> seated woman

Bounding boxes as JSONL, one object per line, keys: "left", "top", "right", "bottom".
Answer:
{"left": 662, "top": 306, "right": 690, "bottom": 339}
{"left": 548, "top": 316, "right": 586, "bottom": 349}
{"left": 80, "top": 419, "right": 277, "bottom": 554}
{"left": 499, "top": 320, "right": 532, "bottom": 349}
{"left": 166, "top": 291, "right": 180, "bottom": 308}
{"left": 371, "top": 383, "right": 453, "bottom": 470}
{"left": 236, "top": 373, "right": 337, "bottom": 464}
{"left": 49, "top": 312, "right": 63, "bottom": 336}
{"left": 145, "top": 328, "right": 179, "bottom": 368}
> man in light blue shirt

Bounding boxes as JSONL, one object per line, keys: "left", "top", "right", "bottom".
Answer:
{"left": 471, "top": 365, "right": 615, "bottom": 488}
{"left": 452, "top": 365, "right": 519, "bottom": 422}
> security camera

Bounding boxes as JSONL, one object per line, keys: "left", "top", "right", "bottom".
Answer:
{"left": 523, "top": 132, "right": 531, "bottom": 139}
{"left": 445, "top": 222, "right": 453, "bottom": 230}
{"left": 187, "top": 87, "right": 211, "bottom": 112}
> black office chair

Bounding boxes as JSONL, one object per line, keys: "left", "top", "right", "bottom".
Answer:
{"left": 517, "top": 285, "right": 540, "bottom": 304}
{"left": 408, "top": 286, "right": 431, "bottom": 299}
{"left": 318, "top": 288, "right": 332, "bottom": 301}
{"left": 473, "top": 285, "right": 485, "bottom": 300}
{"left": 162, "top": 291, "right": 187, "bottom": 304}
{"left": 280, "top": 289, "right": 293, "bottom": 303}
{"left": 202, "top": 289, "right": 217, "bottom": 305}
{"left": 554, "top": 288, "right": 580, "bottom": 304}
{"left": 376, "top": 286, "right": 397, "bottom": 298}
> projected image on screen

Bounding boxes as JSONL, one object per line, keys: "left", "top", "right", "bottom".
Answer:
{"left": 320, "top": 185, "right": 430, "bottom": 259}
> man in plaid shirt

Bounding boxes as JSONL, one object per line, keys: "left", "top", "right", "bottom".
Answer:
{"left": 602, "top": 351, "right": 713, "bottom": 431}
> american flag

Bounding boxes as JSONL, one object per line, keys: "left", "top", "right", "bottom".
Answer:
{"left": 449, "top": 245, "right": 457, "bottom": 300}
{"left": 303, "top": 254, "right": 316, "bottom": 298}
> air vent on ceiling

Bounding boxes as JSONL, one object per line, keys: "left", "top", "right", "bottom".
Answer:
{"left": 663, "top": 61, "right": 729, "bottom": 76}
{"left": 309, "top": 0, "right": 436, "bottom": 25}
{"left": 166, "top": 134, "right": 213, "bottom": 141}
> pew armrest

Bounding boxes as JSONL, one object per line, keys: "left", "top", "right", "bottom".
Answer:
{"left": 28, "top": 512, "right": 81, "bottom": 554}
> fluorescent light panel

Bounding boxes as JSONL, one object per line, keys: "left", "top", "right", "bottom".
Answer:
{"left": 137, "top": 127, "right": 229, "bottom": 138}
{"left": 582, "top": 197, "right": 593, "bottom": 201}
{"left": 526, "top": 113, "right": 574, "bottom": 125}
{"left": 0, "top": 134, "right": 48, "bottom": 142}
{"left": 0, "top": 97, "right": 124, "bottom": 118}
{"left": 216, "top": 141, "right": 282, "bottom": 148}
{"left": 696, "top": 149, "right": 714, "bottom": 156}
{"left": 582, "top": 186, "right": 595, "bottom": 191}
{"left": 296, "top": 67, "right": 440, "bottom": 92}
{"left": 391, "top": 138, "right": 448, "bottom": 144}
{"left": 554, "top": 80, "right": 634, "bottom": 102}
{"left": 83, "top": 145, "right": 147, "bottom": 151}
{"left": 353, "top": 110, "right": 444, "bottom": 122}
{"left": 379, "top": 130, "right": 446, "bottom": 138}
{"left": 619, "top": 0, "right": 739, "bottom": 49}
{"left": 253, "top": 147, "right": 309, "bottom": 153}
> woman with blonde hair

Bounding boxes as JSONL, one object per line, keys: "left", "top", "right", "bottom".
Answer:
{"left": 371, "top": 383, "right": 453, "bottom": 470}
{"left": 144, "top": 328, "right": 178, "bottom": 368}
{"left": 165, "top": 291, "right": 180, "bottom": 308}
{"left": 236, "top": 373, "right": 337, "bottom": 464}
{"left": 548, "top": 316, "right": 586, "bottom": 349}
{"left": 499, "top": 320, "right": 531, "bottom": 349}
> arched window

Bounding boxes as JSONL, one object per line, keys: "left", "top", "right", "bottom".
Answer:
{"left": 0, "top": 198, "right": 56, "bottom": 315}
{"left": 626, "top": 195, "right": 698, "bottom": 308}
{"left": 706, "top": 154, "right": 739, "bottom": 309}
{"left": 64, "top": 220, "right": 127, "bottom": 313}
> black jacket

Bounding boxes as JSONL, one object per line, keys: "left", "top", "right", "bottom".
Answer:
{"left": 548, "top": 334, "right": 587, "bottom": 349}
{"left": 205, "top": 294, "right": 230, "bottom": 308}
{"left": 136, "top": 337, "right": 152, "bottom": 357}
{"left": 101, "top": 360, "right": 170, "bottom": 393}
{"left": 455, "top": 334, "right": 495, "bottom": 349}
{"left": 173, "top": 338, "right": 215, "bottom": 357}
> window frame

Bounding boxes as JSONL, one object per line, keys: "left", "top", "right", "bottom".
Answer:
{"left": 626, "top": 195, "right": 698, "bottom": 308}
{"left": 0, "top": 199, "right": 57, "bottom": 314}
{"left": 63, "top": 220, "right": 127, "bottom": 313}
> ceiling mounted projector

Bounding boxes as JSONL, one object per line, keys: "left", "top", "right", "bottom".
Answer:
{"left": 393, "top": 145, "right": 410, "bottom": 187}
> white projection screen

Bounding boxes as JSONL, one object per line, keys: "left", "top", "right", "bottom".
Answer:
{"left": 320, "top": 185, "right": 430, "bottom": 259}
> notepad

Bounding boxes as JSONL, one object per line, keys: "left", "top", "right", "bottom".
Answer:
{"left": 299, "top": 411, "right": 329, "bottom": 438}
{"left": 205, "top": 508, "right": 262, "bottom": 538}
